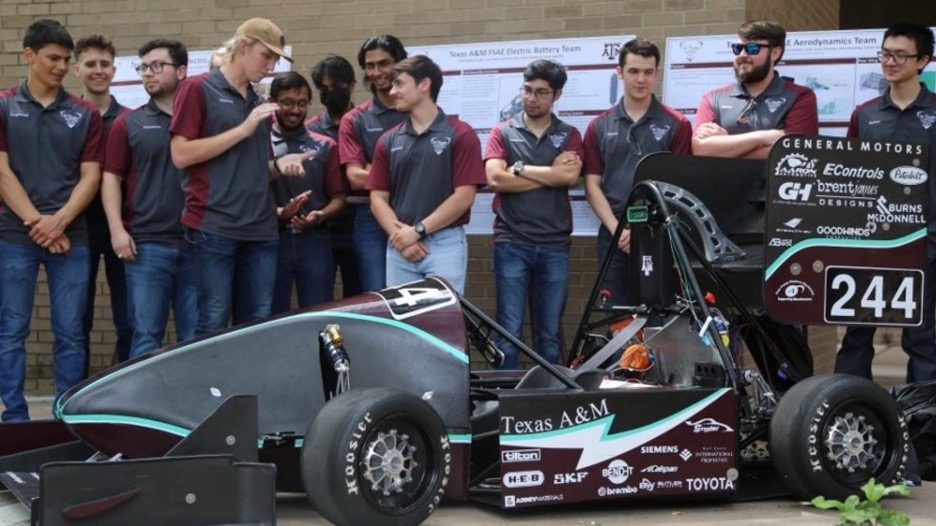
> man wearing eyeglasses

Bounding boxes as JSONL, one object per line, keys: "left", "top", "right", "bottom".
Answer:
{"left": 307, "top": 55, "right": 362, "bottom": 298}
{"left": 269, "top": 71, "right": 346, "bottom": 313}
{"left": 101, "top": 39, "right": 197, "bottom": 359}
{"left": 73, "top": 35, "right": 132, "bottom": 369}
{"left": 170, "top": 18, "right": 313, "bottom": 335}
{"left": 339, "top": 35, "right": 408, "bottom": 293}
{"left": 583, "top": 38, "right": 692, "bottom": 305}
{"left": 484, "top": 59, "right": 583, "bottom": 369}
{"left": 836, "top": 23, "right": 936, "bottom": 383}
{"left": 692, "top": 20, "right": 819, "bottom": 159}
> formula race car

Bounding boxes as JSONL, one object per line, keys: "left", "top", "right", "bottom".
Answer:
{"left": 0, "top": 137, "right": 924, "bottom": 526}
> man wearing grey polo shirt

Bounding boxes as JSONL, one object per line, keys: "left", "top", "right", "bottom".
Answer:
{"left": 170, "top": 18, "right": 312, "bottom": 335}
{"left": 836, "top": 23, "right": 936, "bottom": 383}
{"left": 0, "top": 19, "right": 103, "bottom": 420}
{"left": 102, "top": 38, "right": 196, "bottom": 359}
{"left": 485, "top": 59, "right": 583, "bottom": 369}
{"left": 692, "top": 20, "right": 819, "bottom": 159}
{"left": 584, "top": 38, "right": 692, "bottom": 305}
{"left": 73, "top": 34, "right": 132, "bottom": 368}
{"left": 367, "top": 56, "right": 487, "bottom": 294}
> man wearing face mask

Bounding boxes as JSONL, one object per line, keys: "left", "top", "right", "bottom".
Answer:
{"left": 307, "top": 55, "right": 361, "bottom": 297}
{"left": 692, "top": 20, "right": 818, "bottom": 159}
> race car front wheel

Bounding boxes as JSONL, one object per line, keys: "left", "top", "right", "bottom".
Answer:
{"left": 301, "top": 387, "right": 451, "bottom": 526}
{"left": 769, "top": 373, "right": 910, "bottom": 501}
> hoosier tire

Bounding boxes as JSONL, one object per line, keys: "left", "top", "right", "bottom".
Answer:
{"left": 769, "top": 374, "right": 910, "bottom": 501}
{"left": 302, "top": 388, "right": 451, "bottom": 526}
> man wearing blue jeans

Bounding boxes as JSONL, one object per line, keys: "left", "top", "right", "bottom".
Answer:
{"left": 73, "top": 34, "right": 132, "bottom": 367}
{"left": 484, "top": 60, "right": 583, "bottom": 369}
{"left": 170, "top": 19, "right": 311, "bottom": 335}
{"left": 0, "top": 19, "right": 104, "bottom": 420}
{"left": 270, "top": 72, "right": 347, "bottom": 312}
{"left": 368, "top": 56, "right": 486, "bottom": 294}
{"left": 102, "top": 39, "right": 197, "bottom": 358}
{"left": 339, "top": 35, "right": 408, "bottom": 292}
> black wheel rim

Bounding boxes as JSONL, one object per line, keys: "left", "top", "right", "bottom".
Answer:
{"left": 358, "top": 414, "right": 438, "bottom": 515}
{"left": 819, "top": 399, "right": 897, "bottom": 487}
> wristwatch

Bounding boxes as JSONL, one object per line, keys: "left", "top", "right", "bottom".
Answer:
{"left": 511, "top": 160, "right": 524, "bottom": 176}
{"left": 415, "top": 221, "right": 428, "bottom": 239}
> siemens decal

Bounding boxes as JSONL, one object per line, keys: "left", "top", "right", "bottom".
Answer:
{"left": 822, "top": 163, "right": 884, "bottom": 179}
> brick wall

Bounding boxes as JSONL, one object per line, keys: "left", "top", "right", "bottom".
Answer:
{"left": 0, "top": 0, "right": 844, "bottom": 393}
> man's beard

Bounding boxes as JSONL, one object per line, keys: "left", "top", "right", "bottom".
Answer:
{"left": 735, "top": 59, "right": 770, "bottom": 84}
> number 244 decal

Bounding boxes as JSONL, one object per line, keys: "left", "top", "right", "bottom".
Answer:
{"left": 824, "top": 266, "right": 924, "bottom": 326}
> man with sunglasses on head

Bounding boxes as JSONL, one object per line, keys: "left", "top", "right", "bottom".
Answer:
{"left": 484, "top": 59, "right": 583, "bottom": 369}
{"left": 339, "top": 35, "right": 408, "bottom": 293}
{"left": 583, "top": 38, "right": 691, "bottom": 305}
{"left": 836, "top": 23, "right": 936, "bottom": 383}
{"left": 693, "top": 20, "right": 818, "bottom": 159}
{"left": 307, "top": 55, "right": 362, "bottom": 297}
{"left": 101, "top": 39, "right": 197, "bottom": 359}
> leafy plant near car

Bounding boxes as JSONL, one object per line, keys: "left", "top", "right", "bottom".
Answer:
{"left": 811, "top": 478, "right": 911, "bottom": 526}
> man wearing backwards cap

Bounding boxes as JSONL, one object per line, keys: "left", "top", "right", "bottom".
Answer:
{"left": 170, "top": 18, "right": 313, "bottom": 335}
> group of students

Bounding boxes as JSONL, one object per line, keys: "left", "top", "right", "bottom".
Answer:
{"left": 1, "top": 16, "right": 934, "bottom": 421}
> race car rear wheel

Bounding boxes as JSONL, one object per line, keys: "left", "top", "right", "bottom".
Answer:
{"left": 302, "top": 388, "right": 451, "bottom": 526}
{"left": 769, "top": 374, "right": 909, "bottom": 500}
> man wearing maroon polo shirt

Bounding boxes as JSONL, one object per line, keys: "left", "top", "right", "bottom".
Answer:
{"left": 367, "top": 55, "right": 486, "bottom": 294}
{"left": 169, "top": 18, "right": 311, "bottom": 335}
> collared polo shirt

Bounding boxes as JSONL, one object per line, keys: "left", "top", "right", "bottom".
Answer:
{"left": 366, "top": 110, "right": 486, "bottom": 226}
{"left": 305, "top": 110, "right": 339, "bottom": 142}
{"left": 105, "top": 99, "right": 185, "bottom": 246}
{"left": 849, "top": 84, "right": 936, "bottom": 233}
{"left": 583, "top": 96, "right": 692, "bottom": 216}
{"left": 0, "top": 83, "right": 104, "bottom": 245}
{"left": 170, "top": 69, "right": 276, "bottom": 241}
{"left": 338, "top": 96, "right": 407, "bottom": 166}
{"left": 695, "top": 72, "right": 818, "bottom": 135}
{"left": 87, "top": 95, "right": 130, "bottom": 240}
{"left": 270, "top": 125, "right": 344, "bottom": 220}
{"left": 484, "top": 113, "right": 584, "bottom": 249}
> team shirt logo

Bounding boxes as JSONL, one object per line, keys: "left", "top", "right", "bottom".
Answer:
{"left": 430, "top": 136, "right": 451, "bottom": 155}
{"left": 650, "top": 124, "right": 670, "bottom": 141}
{"left": 60, "top": 110, "right": 82, "bottom": 129}
{"left": 764, "top": 98, "right": 785, "bottom": 113}
{"left": 917, "top": 111, "right": 936, "bottom": 130}
{"left": 299, "top": 144, "right": 319, "bottom": 159}
{"left": 548, "top": 131, "right": 567, "bottom": 148}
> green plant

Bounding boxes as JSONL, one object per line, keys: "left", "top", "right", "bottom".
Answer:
{"left": 811, "top": 478, "right": 912, "bottom": 526}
